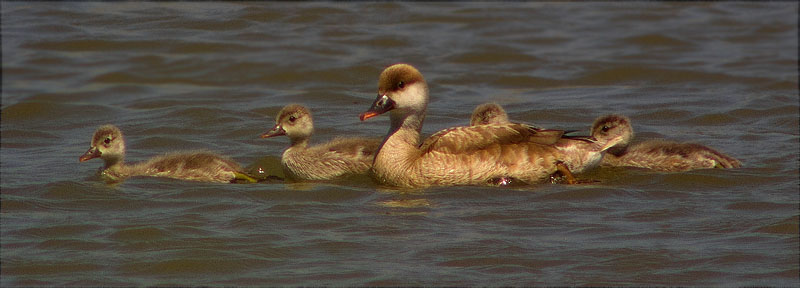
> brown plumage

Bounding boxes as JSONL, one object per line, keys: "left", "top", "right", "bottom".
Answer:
{"left": 470, "top": 103, "right": 630, "bottom": 173}
{"left": 359, "top": 64, "right": 574, "bottom": 188}
{"left": 600, "top": 117, "right": 741, "bottom": 171}
{"left": 261, "top": 104, "right": 381, "bottom": 181}
{"left": 470, "top": 102, "right": 510, "bottom": 126}
{"left": 79, "top": 125, "right": 254, "bottom": 183}
{"left": 554, "top": 114, "right": 633, "bottom": 173}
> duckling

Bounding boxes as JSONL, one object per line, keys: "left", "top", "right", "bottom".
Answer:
{"left": 470, "top": 102, "right": 510, "bottom": 126}
{"left": 598, "top": 116, "right": 742, "bottom": 172}
{"left": 554, "top": 114, "right": 633, "bottom": 173}
{"left": 470, "top": 103, "right": 629, "bottom": 173}
{"left": 359, "top": 64, "right": 576, "bottom": 188}
{"left": 79, "top": 125, "right": 256, "bottom": 183}
{"left": 261, "top": 104, "right": 381, "bottom": 181}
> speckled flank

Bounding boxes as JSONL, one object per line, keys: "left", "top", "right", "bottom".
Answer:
{"left": 469, "top": 103, "right": 630, "bottom": 173}
{"left": 603, "top": 140, "right": 742, "bottom": 172}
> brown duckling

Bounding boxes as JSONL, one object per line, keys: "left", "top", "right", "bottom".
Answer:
{"left": 470, "top": 103, "right": 629, "bottom": 173}
{"left": 79, "top": 125, "right": 256, "bottom": 183}
{"left": 554, "top": 114, "right": 633, "bottom": 173}
{"left": 598, "top": 116, "right": 742, "bottom": 171}
{"left": 359, "top": 64, "right": 576, "bottom": 188}
{"left": 261, "top": 104, "right": 381, "bottom": 181}
{"left": 470, "top": 102, "right": 510, "bottom": 126}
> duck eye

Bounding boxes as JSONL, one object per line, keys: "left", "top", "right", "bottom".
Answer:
{"left": 602, "top": 126, "right": 611, "bottom": 132}
{"left": 104, "top": 137, "right": 112, "bottom": 144}
{"left": 289, "top": 116, "right": 297, "bottom": 122}
{"left": 397, "top": 81, "right": 405, "bottom": 89}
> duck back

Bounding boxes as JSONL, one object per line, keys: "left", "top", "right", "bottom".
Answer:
{"left": 282, "top": 137, "right": 381, "bottom": 180}
{"left": 603, "top": 140, "right": 741, "bottom": 172}
{"left": 373, "top": 123, "right": 567, "bottom": 187}
{"left": 133, "top": 151, "right": 243, "bottom": 183}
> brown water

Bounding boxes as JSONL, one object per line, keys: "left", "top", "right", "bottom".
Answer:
{"left": 2, "top": 2, "right": 798, "bottom": 286}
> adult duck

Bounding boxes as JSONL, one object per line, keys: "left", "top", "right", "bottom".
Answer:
{"left": 359, "top": 64, "right": 575, "bottom": 188}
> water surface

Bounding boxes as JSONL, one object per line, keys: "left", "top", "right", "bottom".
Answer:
{"left": 1, "top": 2, "right": 798, "bottom": 286}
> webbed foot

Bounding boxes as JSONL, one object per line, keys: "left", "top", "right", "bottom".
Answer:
{"left": 233, "top": 172, "right": 259, "bottom": 183}
{"left": 552, "top": 161, "right": 577, "bottom": 184}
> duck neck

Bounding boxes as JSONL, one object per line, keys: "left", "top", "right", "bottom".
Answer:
{"left": 101, "top": 154, "right": 130, "bottom": 179}
{"left": 103, "top": 154, "right": 124, "bottom": 170}
{"left": 386, "top": 107, "right": 426, "bottom": 148}
{"left": 289, "top": 137, "right": 310, "bottom": 150}
{"left": 607, "top": 145, "right": 628, "bottom": 157}
{"left": 374, "top": 109, "right": 426, "bottom": 177}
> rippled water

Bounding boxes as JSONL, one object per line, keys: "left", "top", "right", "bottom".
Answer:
{"left": 2, "top": 2, "right": 798, "bottom": 286}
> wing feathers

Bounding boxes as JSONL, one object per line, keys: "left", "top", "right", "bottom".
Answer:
{"left": 420, "top": 123, "right": 565, "bottom": 154}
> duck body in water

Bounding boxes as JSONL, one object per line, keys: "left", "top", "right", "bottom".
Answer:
{"left": 602, "top": 137, "right": 741, "bottom": 172}
{"left": 261, "top": 104, "right": 381, "bottom": 181}
{"left": 360, "top": 64, "right": 575, "bottom": 188}
{"left": 80, "top": 125, "right": 255, "bottom": 183}
{"left": 470, "top": 103, "right": 630, "bottom": 174}
{"left": 590, "top": 115, "right": 741, "bottom": 171}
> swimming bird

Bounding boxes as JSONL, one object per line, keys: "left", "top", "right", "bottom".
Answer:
{"left": 359, "top": 64, "right": 576, "bottom": 188}
{"left": 261, "top": 104, "right": 381, "bottom": 181}
{"left": 554, "top": 114, "right": 633, "bottom": 173}
{"left": 470, "top": 103, "right": 630, "bottom": 173}
{"left": 598, "top": 116, "right": 742, "bottom": 171}
{"left": 79, "top": 125, "right": 256, "bottom": 183}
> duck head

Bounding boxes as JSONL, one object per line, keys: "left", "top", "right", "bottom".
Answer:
{"left": 360, "top": 64, "right": 429, "bottom": 130}
{"left": 261, "top": 104, "right": 314, "bottom": 145}
{"left": 591, "top": 114, "right": 634, "bottom": 151}
{"left": 80, "top": 124, "right": 125, "bottom": 166}
{"left": 470, "top": 102, "right": 510, "bottom": 126}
